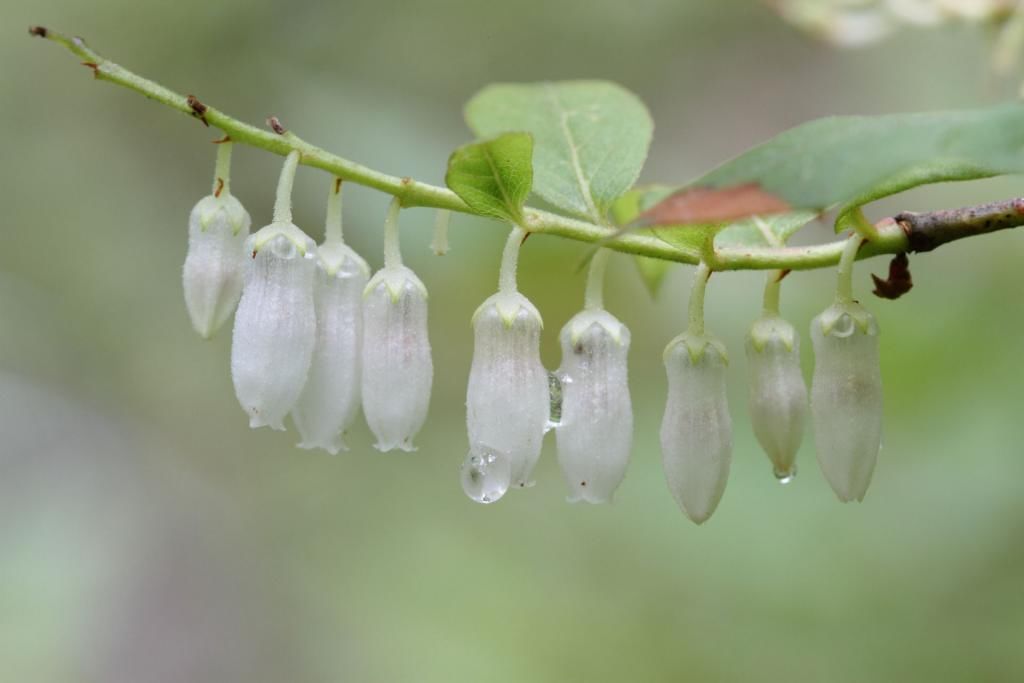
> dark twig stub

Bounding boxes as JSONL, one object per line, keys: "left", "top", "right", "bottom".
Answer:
{"left": 186, "top": 95, "right": 209, "bottom": 127}
{"left": 871, "top": 253, "right": 913, "bottom": 300}
{"left": 267, "top": 116, "right": 286, "bottom": 135}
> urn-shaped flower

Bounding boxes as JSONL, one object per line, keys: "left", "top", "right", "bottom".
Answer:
{"left": 361, "top": 265, "right": 433, "bottom": 452}
{"left": 230, "top": 223, "right": 317, "bottom": 430}
{"left": 555, "top": 309, "right": 633, "bottom": 503}
{"left": 660, "top": 333, "right": 732, "bottom": 524}
{"left": 466, "top": 291, "right": 549, "bottom": 489}
{"left": 746, "top": 315, "right": 808, "bottom": 481}
{"left": 810, "top": 300, "right": 882, "bottom": 502}
{"left": 291, "top": 242, "right": 370, "bottom": 454}
{"left": 182, "top": 193, "right": 251, "bottom": 338}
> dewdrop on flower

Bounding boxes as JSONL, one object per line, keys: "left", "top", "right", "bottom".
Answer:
{"left": 810, "top": 236, "right": 883, "bottom": 502}
{"left": 231, "top": 151, "right": 317, "bottom": 430}
{"left": 291, "top": 180, "right": 370, "bottom": 454}
{"left": 361, "top": 199, "right": 433, "bottom": 452}
{"left": 745, "top": 273, "right": 808, "bottom": 483}
{"left": 182, "top": 141, "right": 251, "bottom": 339}
{"left": 464, "top": 227, "right": 549, "bottom": 494}
{"left": 660, "top": 265, "right": 732, "bottom": 524}
{"left": 459, "top": 443, "right": 513, "bottom": 504}
{"left": 555, "top": 250, "right": 633, "bottom": 504}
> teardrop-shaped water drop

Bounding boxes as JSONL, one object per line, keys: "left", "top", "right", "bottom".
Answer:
{"left": 546, "top": 370, "right": 566, "bottom": 433}
{"left": 773, "top": 465, "right": 797, "bottom": 485}
{"left": 460, "top": 446, "right": 512, "bottom": 504}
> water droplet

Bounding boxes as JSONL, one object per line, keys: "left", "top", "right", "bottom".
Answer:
{"left": 773, "top": 465, "right": 797, "bottom": 485}
{"left": 268, "top": 233, "right": 298, "bottom": 259}
{"left": 460, "top": 446, "right": 512, "bottom": 504}
{"left": 830, "top": 313, "right": 855, "bottom": 338}
{"left": 545, "top": 371, "right": 567, "bottom": 432}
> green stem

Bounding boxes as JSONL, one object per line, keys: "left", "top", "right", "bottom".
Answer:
{"left": 835, "top": 234, "right": 864, "bottom": 303}
{"left": 383, "top": 197, "right": 403, "bottom": 269}
{"left": 33, "top": 28, "right": 1023, "bottom": 272}
{"left": 762, "top": 273, "right": 781, "bottom": 315}
{"left": 272, "top": 150, "right": 301, "bottom": 224}
{"left": 325, "top": 178, "right": 343, "bottom": 244}
{"left": 687, "top": 262, "right": 712, "bottom": 336}
{"left": 431, "top": 209, "right": 450, "bottom": 255}
{"left": 845, "top": 207, "right": 881, "bottom": 242}
{"left": 498, "top": 226, "right": 526, "bottom": 294}
{"left": 584, "top": 248, "right": 611, "bottom": 310}
{"left": 213, "top": 141, "right": 232, "bottom": 195}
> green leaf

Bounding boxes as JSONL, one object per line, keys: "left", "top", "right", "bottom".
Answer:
{"left": 610, "top": 188, "right": 672, "bottom": 296}
{"left": 713, "top": 211, "right": 819, "bottom": 249}
{"left": 445, "top": 132, "right": 533, "bottom": 223}
{"left": 640, "top": 103, "right": 1024, "bottom": 231}
{"left": 465, "top": 81, "right": 653, "bottom": 223}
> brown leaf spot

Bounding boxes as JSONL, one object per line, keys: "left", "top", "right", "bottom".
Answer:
{"left": 636, "top": 183, "right": 791, "bottom": 227}
{"left": 871, "top": 252, "right": 913, "bottom": 300}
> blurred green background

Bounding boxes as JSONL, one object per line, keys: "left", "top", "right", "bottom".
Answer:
{"left": 3, "top": 1, "right": 1024, "bottom": 681}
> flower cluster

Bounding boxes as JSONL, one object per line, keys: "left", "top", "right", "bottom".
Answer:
{"left": 184, "top": 147, "right": 884, "bottom": 524}
{"left": 185, "top": 148, "right": 431, "bottom": 455}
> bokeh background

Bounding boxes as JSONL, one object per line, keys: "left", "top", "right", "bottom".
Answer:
{"left": 3, "top": 1, "right": 1023, "bottom": 681}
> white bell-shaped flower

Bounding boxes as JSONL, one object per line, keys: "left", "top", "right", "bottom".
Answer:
{"left": 360, "top": 198, "right": 432, "bottom": 452}
{"left": 660, "top": 333, "right": 732, "bottom": 524}
{"left": 810, "top": 300, "right": 882, "bottom": 502}
{"left": 230, "top": 151, "right": 317, "bottom": 431}
{"left": 746, "top": 314, "right": 808, "bottom": 482}
{"left": 555, "top": 308, "right": 633, "bottom": 503}
{"left": 361, "top": 265, "right": 433, "bottom": 451}
{"left": 291, "top": 182, "right": 370, "bottom": 454}
{"left": 182, "top": 142, "right": 251, "bottom": 339}
{"left": 231, "top": 223, "right": 317, "bottom": 430}
{"left": 467, "top": 290, "right": 549, "bottom": 489}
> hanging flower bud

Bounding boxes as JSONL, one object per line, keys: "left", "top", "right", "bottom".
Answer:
{"left": 182, "top": 142, "right": 251, "bottom": 339}
{"left": 555, "top": 250, "right": 633, "bottom": 503}
{"left": 661, "top": 333, "right": 732, "bottom": 524}
{"left": 292, "top": 180, "right": 370, "bottom": 454}
{"left": 810, "top": 300, "right": 882, "bottom": 502}
{"left": 230, "top": 151, "right": 317, "bottom": 430}
{"left": 746, "top": 314, "right": 808, "bottom": 482}
{"left": 467, "top": 290, "right": 549, "bottom": 489}
{"left": 361, "top": 199, "right": 433, "bottom": 452}
{"left": 555, "top": 309, "right": 633, "bottom": 503}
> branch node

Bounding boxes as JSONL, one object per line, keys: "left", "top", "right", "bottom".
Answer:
{"left": 28, "top": 25, "right": 48, "bottom": 38}
{"left": 186, "top": 94, "right": 209, "bottom": 127}
{"left": 81, "top": 61, "right": 99, "bottom": 77}
{"left": 267, "top": 116, "right": 286, "bottom": 135}
{"left": 212, "top": 135, "right": 231, "bottom": 144}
